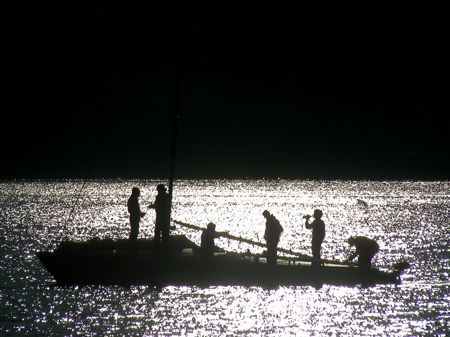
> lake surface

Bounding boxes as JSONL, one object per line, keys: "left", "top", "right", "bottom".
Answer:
{"left": 1, "top": 179, "right": 449, "bottom": 336}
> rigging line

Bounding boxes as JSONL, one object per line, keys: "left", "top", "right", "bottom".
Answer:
{"left": 63, "top": 117, "right": 112, "bottom": 233}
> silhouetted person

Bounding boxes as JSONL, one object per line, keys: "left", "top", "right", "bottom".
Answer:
{"left": 346, "top": 236, "right": 379, "bottom": 269}
{"left": 263, "top": 210, "right": 283, "bottom": 265}
{"left": 148, "top": 184, "right": 171, "bottom": 252}
{"left": 200, "top": 222, "right": 226, "bottom": 257}
{"left": 304, "top": 209, "right": 326, "bottom": 267}
{"left": 127, "top": 187, "right": 146, "bottom": 241}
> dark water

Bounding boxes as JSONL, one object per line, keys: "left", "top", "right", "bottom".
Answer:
{"left": 1, "top": 180, "right": 449, "bottom": 336}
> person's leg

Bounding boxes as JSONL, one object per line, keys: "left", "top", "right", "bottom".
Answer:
{"left": 161, "top": 227, "right": 170, "bottom": 253}
{"left": 311, "top": 241, "right": 321, "bottom": 266}
{"left": 358, "top": 253, "right": 370, "bottom": 269}
{"left": 266, "top": 240, "right": 277, "bottom": 265}
{"left": 129, "top": 217, "right": 139, "bottom": 240}
{"left": 154, "top": 224, "right": 162, "bottom": 254}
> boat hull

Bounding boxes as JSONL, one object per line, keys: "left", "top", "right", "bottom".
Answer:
{"left": 36, "top": 251, "right": 401, "bottom": 287}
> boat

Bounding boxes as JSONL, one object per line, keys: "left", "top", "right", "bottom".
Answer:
{"left": 36, "top": 225, "right": 409, "bottom": 287}
{"left": 35, "top": 24, "right": 410, "bottom": 288}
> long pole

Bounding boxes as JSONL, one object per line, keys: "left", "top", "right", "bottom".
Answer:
{"left": 174, "top": 220, "right": 356, "bottom": 266}
{"left": 173, "top": 220, "right": 309, "bottom": 258}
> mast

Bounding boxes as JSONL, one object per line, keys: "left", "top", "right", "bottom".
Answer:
{"left": 168, "top": 18, "right": 186, "bottom": 223}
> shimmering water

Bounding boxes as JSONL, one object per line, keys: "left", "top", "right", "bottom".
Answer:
{"left": 1, "top": 179, "right": 449, "bottom": 336}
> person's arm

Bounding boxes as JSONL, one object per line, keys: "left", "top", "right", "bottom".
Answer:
{"left": 305, "top": 219, "right": 314, "bottom": 229}
{"left": 129, "top": 199, "right": 141, "bottom": 216}
{"left": 303, "top": 214, "right": 313, "bottom": 229}
{"left": 135, "top": 202, "right": 145, "bottom": 217}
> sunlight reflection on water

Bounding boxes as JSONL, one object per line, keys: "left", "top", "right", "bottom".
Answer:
{"left": 0, "top": 180, "right": 449, "bottom": 336}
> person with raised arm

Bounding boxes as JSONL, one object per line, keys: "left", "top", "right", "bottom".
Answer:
{"left": 304, "top": 209, "right": 326, "bottom": 267}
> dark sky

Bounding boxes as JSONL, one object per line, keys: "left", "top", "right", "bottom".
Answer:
{"left": 3, "top": 3, "right": 449, "bottom": 180}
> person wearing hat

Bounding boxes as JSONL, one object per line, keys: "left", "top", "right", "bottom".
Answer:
{"left": 148, "top": 184, "right": 171, "bottom": 251}
{"left": 304, "top": 209, "right": 326, "bottom": 266}
{"left": 127, "top": 187, "right": 146, "bottom": 241}
{"left": 345, "top": 236, "right": 379, "bottom": 269}
{"left": 263, "top": 210, "right": 284, "bottom": 265}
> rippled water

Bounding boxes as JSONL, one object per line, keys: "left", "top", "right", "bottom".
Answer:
{"left": 0, "top": 180, "right": 449, "bottom": 336}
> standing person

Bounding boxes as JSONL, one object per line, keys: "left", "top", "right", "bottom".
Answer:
{"left": 345, "top": 236, "right": 379, "bottom": 269}
{"left": 263, "top": 210, "right": 283, "bottom": 265}
{"left": 148, "top": 184, "right": 171, "bottom": 251}
{"left": 127, "top": 187, "right": 146, "bottom": 241}
{"left": 304, "top": 209, "right": 326, "bottom": 267}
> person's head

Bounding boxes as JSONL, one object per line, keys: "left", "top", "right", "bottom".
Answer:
{"left": 313, "top": 209, "right": 323, "bottom": 219}
{"left": 347, "top": 237, "right": 356, "bottom": 246}
{"left": 157, "top": 184, "right": 167, "bottom": 193}
{"left": 207, "top": 222, "right": 216, "bottom": 231}
{"left": 131, "top": 187, "right": 140, "bottom": 197}
{"left": 262, "top": 210, "right": 270, "bottom": 218}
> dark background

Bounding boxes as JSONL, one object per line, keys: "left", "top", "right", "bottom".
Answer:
{"left": 3, "top": 3, "right": 449, "bottom": 180}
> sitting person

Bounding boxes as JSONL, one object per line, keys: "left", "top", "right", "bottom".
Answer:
{"left": 346, "top": 236, "right": 379, "bottom": 269}
{"left": 200, "top": 223, "right": 226, "bottom": 257}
